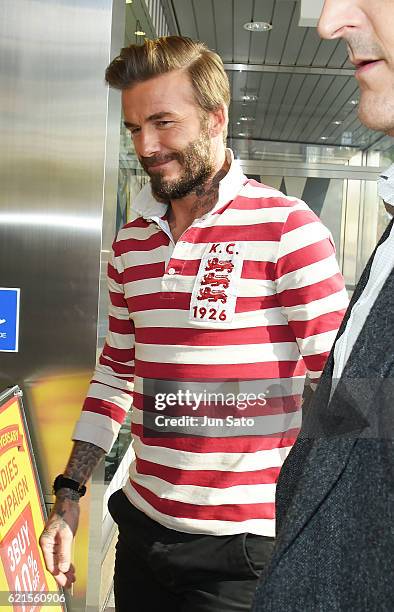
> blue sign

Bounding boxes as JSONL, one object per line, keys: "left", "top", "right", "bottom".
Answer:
{"left": 0, "top": 288, "right": 20, "bottom": 352}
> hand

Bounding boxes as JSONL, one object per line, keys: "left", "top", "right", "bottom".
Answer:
{"left": 39, "top": 495, "right": 80, "bottom": 588}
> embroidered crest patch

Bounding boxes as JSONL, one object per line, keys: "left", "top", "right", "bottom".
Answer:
{"left": 189, "top": 242, "right": 245, "bottom": 325}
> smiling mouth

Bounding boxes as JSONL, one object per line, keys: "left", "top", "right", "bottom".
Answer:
{"left": 149, "top": 161, "right": 170, "bottom": 168}
{"left": 143, "top": 157, "right": 177, "bottom": 171}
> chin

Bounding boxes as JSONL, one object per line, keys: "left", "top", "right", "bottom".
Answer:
{"left": 358, "top": 95, "right": 394, "bottom": 134}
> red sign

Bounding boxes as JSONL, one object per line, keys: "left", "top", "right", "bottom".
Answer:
{"left": 0, "top": 504, "right": 48, "bottom": 611}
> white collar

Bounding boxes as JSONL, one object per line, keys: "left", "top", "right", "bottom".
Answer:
{"left": 132, "top": 149, "right": 246, "bottom": 221}
{"left": 378, "top": 163, "right": 394, "bottom": 206}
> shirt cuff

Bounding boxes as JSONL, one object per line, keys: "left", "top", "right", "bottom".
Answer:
{"left": 72, "top": 418, "right": 120, "bottom": 453}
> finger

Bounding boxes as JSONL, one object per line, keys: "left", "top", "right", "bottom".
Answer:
{"left": 39, "top": 530, "right": 56, "bottom": 574}
{"left": 53, "top": 565, "right": 76, "bottom": 589}
{"left": 56, "top": 532, "right": 73, "bottom": 574}
{"left": 53, "top": 571, "right": 75, "bottom": 589}
{"left": 64, "top": 564, "right": 76, "bottom": 589}
{"left": 54, "top": 565, "right": 76, "bottom": 589}
{"left": 52, "top": 571, "right": 68, "bottom": 588}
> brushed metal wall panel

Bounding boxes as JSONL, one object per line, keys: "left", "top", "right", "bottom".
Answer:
{"left": 0, "top": 0, "right": 118, "bottom": 380}
{"left": 0, "top": 0, "right": 124, "bottom": 606}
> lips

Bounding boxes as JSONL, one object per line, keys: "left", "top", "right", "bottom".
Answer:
{"left": 148, "top": 161, "right": 170, "bottom": 169}
{"left": 141, "top": 156, "right": 178, "bottom": 172}
{"left": 353, "top": 59, "right": 383, "bottom": 76}
{"left": 357, "top": 59, "right": 379, "bottom": 67}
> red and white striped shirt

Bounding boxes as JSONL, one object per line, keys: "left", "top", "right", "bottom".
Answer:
{"left": 73, "top": 153, "right": 348, "bottom": 537}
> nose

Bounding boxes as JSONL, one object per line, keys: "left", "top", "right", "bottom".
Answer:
{"left": 318, "top": 0, "right": 363, "bottom": 40}
{"left": 133, "top": 126, "right": 160, "bottom": 159}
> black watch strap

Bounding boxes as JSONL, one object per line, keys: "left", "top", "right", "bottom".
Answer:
{"left": 53, "top": 474, "right": 87, "bottom": 498}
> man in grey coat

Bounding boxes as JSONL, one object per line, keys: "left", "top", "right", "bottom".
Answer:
{"left": 252, "top": 1, "right": 394, "bottom": 610}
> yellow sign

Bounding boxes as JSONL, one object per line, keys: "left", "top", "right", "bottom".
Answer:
{"left": 0, "top": 389, "right": 65, "bottom": 611}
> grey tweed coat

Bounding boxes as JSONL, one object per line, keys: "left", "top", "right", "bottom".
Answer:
{"left": 252, "top": 220, "right": 394, "bottom": 612}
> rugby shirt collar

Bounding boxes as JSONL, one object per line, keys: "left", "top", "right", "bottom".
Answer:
{"left": 132, "top": 148, "right": 247, "bottom": 222}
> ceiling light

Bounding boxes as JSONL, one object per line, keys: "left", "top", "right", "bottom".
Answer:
{"left": 135, "top": 20, "right": 145, "bottom": 36}
{"left": 126, "top": 0, "right": 133, "bottom": 4}
{"left": 320, "top": 136, "right": 328, "bottom": 141}
{"left": 350, "top": 99, "right": 359, "bottom": 105}
{"left": 243, "top": 21, "right": 272, "bottom": 32}
{"left": 242, "top": 94, "right": 258, "bottom": 102}
{"left": 332, "top": 121, "right": 342, "bottom": 125}
{"left": 238, "top": 133, "right": 247, "bottom": 137}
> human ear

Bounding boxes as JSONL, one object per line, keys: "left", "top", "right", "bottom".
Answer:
{"left": 208, "top": 104, "right": 228, "bottom": 138}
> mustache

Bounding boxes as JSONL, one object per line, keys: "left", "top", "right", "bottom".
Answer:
{"left": 140, "top": 153, "right": 181, "bottom": 169}
{"left": 346, "top": 36, "right": 384, "bottom": 62}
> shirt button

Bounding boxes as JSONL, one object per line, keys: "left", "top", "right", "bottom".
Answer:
{"left": 168, "top": 267, "right": 176, "bottom": 275}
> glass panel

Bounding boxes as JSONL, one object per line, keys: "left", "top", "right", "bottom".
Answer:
{"left": 117, "top": 123, "right": 149, "bottom": 229}
{"left": 259, "top": 174, "right": 344, "bottom": 256}
{"left": 103, "top": 10, "right": 150, "bottom": 484}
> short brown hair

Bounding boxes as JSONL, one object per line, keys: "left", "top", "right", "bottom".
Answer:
{"left": 105, "top": 36, "right": 230, "bottom": 141}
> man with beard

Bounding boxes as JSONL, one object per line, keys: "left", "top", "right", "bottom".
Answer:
{"left": 39, "top": 37, "right": 347, "bottom": 611}
{"left": 252, "top": 2, "right": 394, "bottom": 611}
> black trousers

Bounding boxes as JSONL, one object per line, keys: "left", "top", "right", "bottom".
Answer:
{"left": 108, "top": 489, "right": 275, "bottom": 612}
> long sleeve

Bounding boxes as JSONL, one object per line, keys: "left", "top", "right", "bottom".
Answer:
{"left": 72, "top": 243, "right": 135, "bottom": 452}
{"left": 274, "top": 204, "right": 348, "bottom": 386}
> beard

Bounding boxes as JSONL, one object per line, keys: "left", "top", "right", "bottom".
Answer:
{"left": 139, "top": 126, "right": 215, "bottom": 201}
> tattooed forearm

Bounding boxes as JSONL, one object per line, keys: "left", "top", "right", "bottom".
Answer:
{"left": 63, "top": 441, "right": 106, "bottom": 485}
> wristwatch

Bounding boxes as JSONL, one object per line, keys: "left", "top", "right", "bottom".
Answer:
{"left": 53, "top": 474, "right": 87, "bottom": 498}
